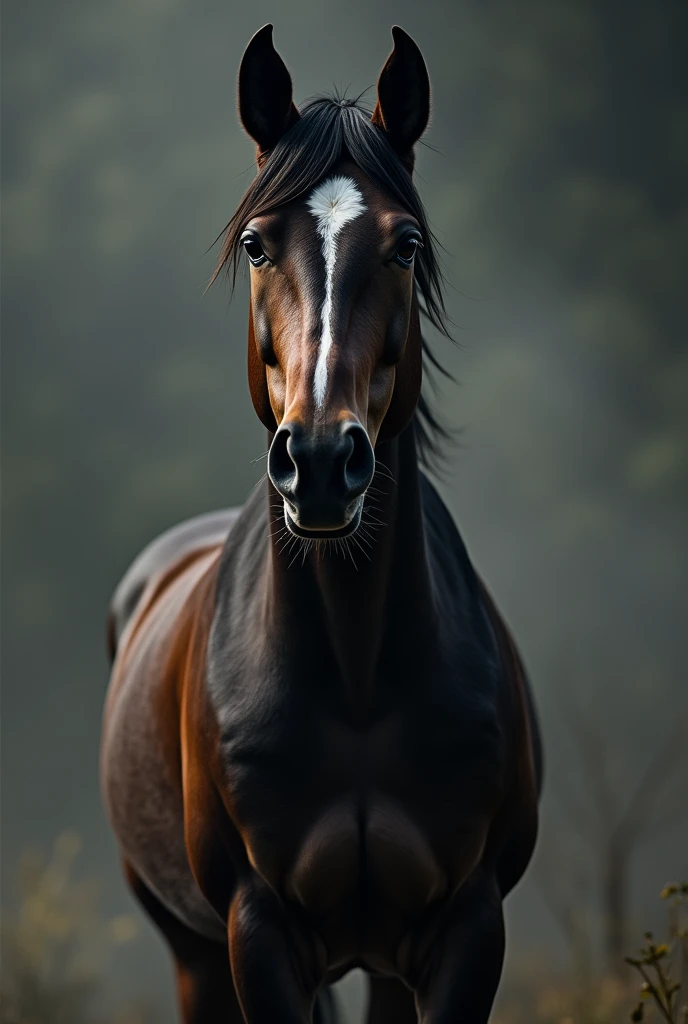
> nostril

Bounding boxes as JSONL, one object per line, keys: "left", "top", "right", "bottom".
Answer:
{"left": 268, "top": 426, "right": 297, "bottom": 497}
{"left": 343, "top": 423, "right": 375, "bottom": 498}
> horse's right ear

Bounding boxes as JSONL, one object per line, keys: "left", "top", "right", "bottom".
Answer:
{"left": 372, "top": 27, "right": 430, "bottom": 170}
{"left": 238, "top": 25, "right": 300, "bottom": 163}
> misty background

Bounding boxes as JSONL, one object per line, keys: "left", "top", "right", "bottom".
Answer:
{"left": 2, "top": 0, "right": 687, "bottom": 1020}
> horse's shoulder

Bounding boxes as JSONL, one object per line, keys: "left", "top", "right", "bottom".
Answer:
{"left": 107, "top": 508, "right": 241, "bottom": 661}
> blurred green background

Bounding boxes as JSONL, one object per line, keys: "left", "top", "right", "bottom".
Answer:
{"left": 2, "top": 0, "right": 687, "bottom": 1020}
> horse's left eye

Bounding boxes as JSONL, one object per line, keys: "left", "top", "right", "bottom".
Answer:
{"left": 394, "top": 235, "right": 422, "bottom": 267}
{"left": 242, "top": 234, "right": 268, "bottom": 266}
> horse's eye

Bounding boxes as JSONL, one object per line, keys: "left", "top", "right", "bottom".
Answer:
{"left": 394, "top": 234, "right": 422, "bottom": 267}
{"left": 242, "top": 234, "right": 268, "bottom": 266}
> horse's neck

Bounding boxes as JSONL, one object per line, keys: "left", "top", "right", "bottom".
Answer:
{"left": 265, "top": 423, "right": 435, "bottom": 695}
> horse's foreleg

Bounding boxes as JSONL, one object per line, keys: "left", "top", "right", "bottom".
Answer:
{"left": 123, "top": 860, "right": 243, "bottom": 1023}
{"left": 228, "top": 881, "right": 323, "bottom": 1023}
{"left": 414, "top": 873, "right": 505, "bottom": 1024}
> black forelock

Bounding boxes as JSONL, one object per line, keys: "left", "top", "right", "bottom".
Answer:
{"left": 211, "top": 94, "right": 454, "bottom": 467}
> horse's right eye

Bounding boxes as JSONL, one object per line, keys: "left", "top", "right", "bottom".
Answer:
{"left": 394, "top": 232, "right": 423, "bottom": 268}
{"left": 242, "top": 234, "right": 268, "bottom": 266}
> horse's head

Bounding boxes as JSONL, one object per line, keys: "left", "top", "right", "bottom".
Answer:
{"left": 215, "top": 25, "right": 446, "bottom": 539}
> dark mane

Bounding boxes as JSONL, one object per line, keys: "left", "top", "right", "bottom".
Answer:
{"left": 211, "top": 95, "right": 453, "bottom": 466}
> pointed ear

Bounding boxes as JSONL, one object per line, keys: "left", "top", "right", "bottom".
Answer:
{"left": 238, "top": 25, "right": 300, "bottom": 162}
{"left": 372, "top": 27, "right": 430, "bottom": 167}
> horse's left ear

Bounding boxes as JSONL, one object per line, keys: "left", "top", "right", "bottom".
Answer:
{"left": 372, "top": 27, "right": 430, "bottom": 167}
{"left": 238, "top": 24, "right": 300, "bottom": 162}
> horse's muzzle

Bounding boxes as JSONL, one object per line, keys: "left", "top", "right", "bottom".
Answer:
{"left": 268, "top": 420, "right": 374, "bottom": 536}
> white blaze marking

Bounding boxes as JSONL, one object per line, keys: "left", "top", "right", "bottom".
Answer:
{"left": 306, "top": 176, "right": 366, "bottom": 407}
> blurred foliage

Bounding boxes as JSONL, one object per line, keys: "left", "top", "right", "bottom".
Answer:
{"left": 493, "top": 883, "right": 688, "bottom": 1024}
{"left": 626, "top": 883, "right": 688, "bottom": 1023}
{"left": 0, "top": 834, "right": 155, "bottom": 1024}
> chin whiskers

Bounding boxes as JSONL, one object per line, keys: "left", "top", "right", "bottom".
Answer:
{"left": 350, "top": 534, "right": 371, "bottom": 561}
{"left": 373, "top": 459, "right": 396, "bottom": 486}
{"left": 270, "top": 491, "right": 385, "bottom": 564}
{"left": 278, "top": 532, "right": 299, "bottom": 558}
{"left": 361, "top": 511, "right": 386, "bottom": 528}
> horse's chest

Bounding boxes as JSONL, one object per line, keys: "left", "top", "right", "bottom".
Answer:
{"left": 216, "top": 681, "right": 504, "bottom": 918}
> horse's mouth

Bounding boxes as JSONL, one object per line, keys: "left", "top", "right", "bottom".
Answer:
{"left": 282, "top": 497, "right": 364, "bottom": 540}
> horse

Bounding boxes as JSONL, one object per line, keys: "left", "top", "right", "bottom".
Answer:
{"left": 101, "top": 24, "right": 542, "bottom": 1024}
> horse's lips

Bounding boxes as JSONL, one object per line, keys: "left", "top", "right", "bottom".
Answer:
{"left": 282, "top": 497, "right": 364, "bottom": 539}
